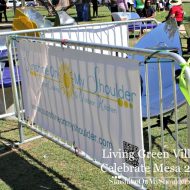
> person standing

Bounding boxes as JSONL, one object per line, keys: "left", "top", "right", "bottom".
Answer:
{"left": 165, "top": 0, "right": 184, "bottom": 26}
{"left": 128, "top": 0, "right": 134, "bottom": 11}
{"left": 109, "top": 0, "right": 118, "bottom": 21}
{"left": 117, "top": 0, "right": 128, "bottom": 12}
{"left": 135, "top": 0, "right": 144, "bottom": 17}
{"left": 0, "top": 0, "right": 8, "bottom": 22}
{"left": 92, "top": 0, "right": 98, "bottom": 17}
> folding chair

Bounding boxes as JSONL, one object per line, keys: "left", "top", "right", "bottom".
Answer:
{"left": 111, "top": 12, "right": 140, "bottom": 21}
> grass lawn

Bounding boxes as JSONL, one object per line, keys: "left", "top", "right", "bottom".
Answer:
{"left": 0, "top": 3, "right": 190, "bottom": 190}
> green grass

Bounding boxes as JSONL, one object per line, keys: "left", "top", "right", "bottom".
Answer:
{"left": 1, "top": 4, "right": 190, "bottom": 190}
{"left": 0, "top": 120, "right": 134, "bottom": 190}
{"left": 0, "top": 106, "right": 189, "bottom": 190}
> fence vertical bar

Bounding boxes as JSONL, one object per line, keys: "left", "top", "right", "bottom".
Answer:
{"left": 172, "top": 62, "right": 180, "bottom": 190}
{"left": 7, "top": 36, "right": 24, "bottom": 143}
{"left": 158, "top": 59, "right": 167, "bottom": 189}
{"left": 184, "top": 66, "right": 190, "bottom": 189}
{"left": 145, "top": 62, "right": 154, "bottom": 189}
{"left": 187, "top": 105, "right": 190, "bottom": 190}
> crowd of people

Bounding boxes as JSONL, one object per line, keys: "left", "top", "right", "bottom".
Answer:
{"left": 108, "top": 0, "right": 184, "bottom": 26}
{"left": 79, "top": 0, "right": 186, "bottom": 51}
{"left": 106, "top": 0, "right": 186, "bottom": 47}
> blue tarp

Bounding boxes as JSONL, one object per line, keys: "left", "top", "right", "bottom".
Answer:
{"left": 0, "top": 67, "right": 20, "bottom": 88}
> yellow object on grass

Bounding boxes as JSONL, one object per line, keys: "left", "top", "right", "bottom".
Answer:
{"left": 12, "top": 8, "right": 40, "bottom": 37}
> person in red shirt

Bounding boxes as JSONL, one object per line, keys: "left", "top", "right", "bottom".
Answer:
{"left": 166, "top": 0, "right": 184, "bottom": 26}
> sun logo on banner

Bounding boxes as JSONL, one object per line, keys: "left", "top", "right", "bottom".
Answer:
{"left": 59, "top": 64, "right": 74, "bottom": 98}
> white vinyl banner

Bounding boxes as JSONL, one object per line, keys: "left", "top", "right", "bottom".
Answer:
{"left": 17, "top": 40, "right": 145, "bottom": 183}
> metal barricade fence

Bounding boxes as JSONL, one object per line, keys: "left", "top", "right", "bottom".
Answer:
{"left": 6, "top": 32, "right": 190, "bottom": 190}
{"left": 0, "top": 19, "right": 159, "bottom": 120}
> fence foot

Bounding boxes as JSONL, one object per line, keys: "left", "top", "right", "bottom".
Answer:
{"left": 18, "top": 122, "right": 25, "bottom": 144}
